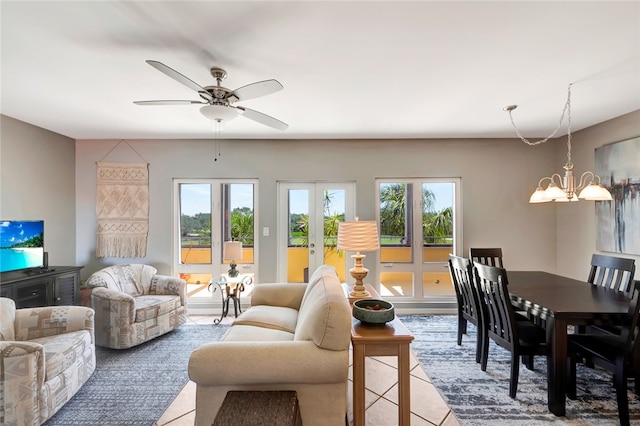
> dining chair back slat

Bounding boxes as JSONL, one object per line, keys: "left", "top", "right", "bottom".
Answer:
{"left": 469, "top": 248, "right": 504, "bottom": 268}
{"left": 588, "top": 254, "right": 636, "bottom": 293}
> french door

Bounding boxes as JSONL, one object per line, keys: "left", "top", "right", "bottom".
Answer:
{"left": 277, "top": 182, "right": 355, "bottom": 282}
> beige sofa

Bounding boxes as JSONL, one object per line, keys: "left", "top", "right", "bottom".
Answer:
{"left": 86, "top": 263, "right": 187, "bottom": 349}
{"left": 0, "top": 298, "right": 96, "bottom": 425}
{"left": 188, "top": 265, "right": 352, "bottom": 426}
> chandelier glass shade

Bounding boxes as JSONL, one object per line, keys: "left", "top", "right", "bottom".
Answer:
{"left": 505, "top": 84, "right": 613, "bottom": 204}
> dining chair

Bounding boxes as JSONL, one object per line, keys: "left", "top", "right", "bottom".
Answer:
{"left": 583, "top": 254, "right": 636, "bottom": 335}
{"left": 567, "top": 280, "right": 640, "bottom": 426}
{"left": 448, "top": 254, "right": 485, "bottom": 363}
{"left": 469, "top": 248, "right": 504, "bottom": 267}
{"left": 473, "top": 262, "right": 548, "bottom": 398}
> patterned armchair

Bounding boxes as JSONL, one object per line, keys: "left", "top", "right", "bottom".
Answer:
{"left": 0, "top": 298, "right": 96, "bottom": 425}
{"left": 86, "top": 264, "right": 187, "bottom": 349}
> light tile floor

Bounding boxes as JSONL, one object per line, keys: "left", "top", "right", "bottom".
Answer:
{"left": 157, "top": 314, "right": 461, "bottom": 426}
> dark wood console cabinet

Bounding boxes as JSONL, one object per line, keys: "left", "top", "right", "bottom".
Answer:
{"left": 0, "top": 266, "right": 83, "bottom": 308}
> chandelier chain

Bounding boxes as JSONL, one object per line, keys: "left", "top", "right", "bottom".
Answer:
{"left": 507, "top": 84, "right": 573, "bottom": 156}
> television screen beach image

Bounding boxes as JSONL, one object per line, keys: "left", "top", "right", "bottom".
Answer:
{"left": 0, "top": 220, "right": 44, "bottom": 273}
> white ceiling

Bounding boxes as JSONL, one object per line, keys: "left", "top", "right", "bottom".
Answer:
{"left": 2, "top": 1, "right": 639, "bottom": 140}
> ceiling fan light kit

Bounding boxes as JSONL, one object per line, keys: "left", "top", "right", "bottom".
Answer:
{"left": 134, "top": 60, "right": 288, "bottom": 131}
{"left": 505, "top": 84, "right": 613, "bottom": 204}
{"left": 200, "top": 104, "right": 239, "bottom": 122}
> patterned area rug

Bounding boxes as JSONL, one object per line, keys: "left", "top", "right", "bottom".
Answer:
{"left": 401, "top": 315, "right": 640, "bottom": 425}
{"left": 44, "top": 324, "right": 229, "bottom": 426}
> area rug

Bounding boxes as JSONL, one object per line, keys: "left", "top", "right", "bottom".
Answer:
{"left": 401, "top": 315, "right": 640, "bottom": 425}
{"left": 44, "top": 324, "right": 229, "bottom": 426}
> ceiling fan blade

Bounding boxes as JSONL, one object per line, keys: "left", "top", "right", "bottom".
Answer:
{"left": 237, "top": 106, "right": 288, "bottom": 131}
{"left": 134, "top": 100, "right": 207, "bottom": 105}
{"left": 145, "top": 60, "right": 213, "bottom": 101}
{"left": 229, "top": 79, "right": 283, "bottom": 102}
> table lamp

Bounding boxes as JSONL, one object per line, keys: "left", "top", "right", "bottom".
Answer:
{"left": 223, "top": 240, "right": 242, "bottom": 277}
{"left": 337, "top": 217, "right": 380, "bottom": 298}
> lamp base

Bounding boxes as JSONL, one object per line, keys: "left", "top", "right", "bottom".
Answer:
{"left": 349, "top": 285, "right": 371, "bottom": 298}
{"left": 348, "top": 264, "right": 370, "bottom": 298}
{"left": 228, "top": 261, "right": 239, "bottom": 278}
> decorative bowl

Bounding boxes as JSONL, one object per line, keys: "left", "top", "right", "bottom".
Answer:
{"left": 352, "top": 299, "right": 395, "bottom": 324}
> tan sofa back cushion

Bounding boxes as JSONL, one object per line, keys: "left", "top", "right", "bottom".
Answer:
{"left": 0, "top": 297, "right": 16, "bottom": 340}
{"left": 300, "top": 265, "right": 340, "bottom": 307}
{"left": 294, "top": 275, "right": 351, "bottom": 351}
{"left": 85, "top": 264, "right": 157, "bottom": 296}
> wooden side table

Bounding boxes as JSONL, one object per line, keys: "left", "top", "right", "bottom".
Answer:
{"left": 349, "top": 285, "right": 414, "bottom": 426}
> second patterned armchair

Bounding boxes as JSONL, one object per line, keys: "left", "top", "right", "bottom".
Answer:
{"left": 85, "top": 264, "right": 187, "bottom": 349}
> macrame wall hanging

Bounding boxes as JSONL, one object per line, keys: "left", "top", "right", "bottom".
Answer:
{"left": 95, "top": 141, "right": 149, "bottom": 258}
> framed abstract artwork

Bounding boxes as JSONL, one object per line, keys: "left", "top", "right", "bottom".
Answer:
{"left": 595, "top": 137, "right": 640, "bottom": 255}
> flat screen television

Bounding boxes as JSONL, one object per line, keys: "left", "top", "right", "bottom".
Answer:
{"left": 0, "top": 220, "right": 44, "bottom": 273}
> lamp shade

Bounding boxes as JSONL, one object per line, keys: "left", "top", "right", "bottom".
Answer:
{"left": 337, "top": 219, "right": 380, "bottom": 252}
{"left": 200, "top": 104, "right": 239, "bottom": 122}
{"left": 223, "top": 241, "right": 242, "bottom": 260}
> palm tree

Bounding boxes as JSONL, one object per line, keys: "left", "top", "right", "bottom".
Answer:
{"left": 423, "top": 207, "right": 453, "bottom": 244}
{"left": 380, "top": 183, "right": 439, "bottom": 242}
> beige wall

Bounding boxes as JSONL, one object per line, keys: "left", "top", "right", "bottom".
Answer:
{"left": 0, "top": 115, "right": 77, "bottom": 267}
{"left": 2, "top": 110, "right": 638, "bottom": 284}
{"left": 73, "top": 135, "right": 559, "bottom": 282}
{"left": 555, "top": 110, "right": 640, "bottom": 281}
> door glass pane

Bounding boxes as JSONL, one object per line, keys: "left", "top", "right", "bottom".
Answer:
{"left": 322, "top": 189, "right": 346, "bottom": 274}
{"left": 288, "top": 189, "right": 309, "bottom": 282}
{"left": 179, "top": 183, "right": 211, "bottom": 265}
{"left": 380, "top": 272, "right": 413, "bottom": 296}
{"left": 422, "top": 182, "right": 455, "bottom": 297}
{"left": 379, "top": 182, "right": 412, "bottom": 263}
{"left": 222, "top": 183, "right": 255, "bottom": 264}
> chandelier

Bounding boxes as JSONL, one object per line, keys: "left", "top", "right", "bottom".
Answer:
{"left": 505, "top": 84, "right": 613, "bottom": 203}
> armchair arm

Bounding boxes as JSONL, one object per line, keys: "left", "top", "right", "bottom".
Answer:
{"left": 91, "top": 287, "right": 136, "bottom": 324}
{"left": 150, "top": 275, "right": 187, "bottom": 307}
{"left": 14, "top": 306, "right": 95, "bottom": 342}
{"left": 0, "top": 340, "right": 46, "bottom": 391}
{"left": 188, "top": 340, "right": 347, "bottom": 386}
{"left": 250, "top": 284, "right": 307, "bottom": 309}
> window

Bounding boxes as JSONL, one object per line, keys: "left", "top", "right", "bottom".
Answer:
{"left": 376, "top": 178, "right": 460, "bottom": 301}
{"left": 173, "top": 179, "right": 257, "bottom": 304}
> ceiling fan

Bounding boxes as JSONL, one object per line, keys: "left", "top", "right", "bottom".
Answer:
{"left": 134, "top": 60, "right": 288, "bottom": 131}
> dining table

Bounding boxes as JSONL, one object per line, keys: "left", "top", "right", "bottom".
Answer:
{"left": 507, "top": 270, "right": 630, "bottom": 417}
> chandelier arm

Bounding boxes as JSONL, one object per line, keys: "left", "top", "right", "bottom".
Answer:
{"left": 536, "top": 176, "right": 553, "bottom": 188}
{"left": 550, "top": 173, "right": 565, "bottom": 188}
{"left": 576, "top": 171, "right": 599, "bottom": 191}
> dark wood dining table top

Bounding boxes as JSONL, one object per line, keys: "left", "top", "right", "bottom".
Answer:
{"left": 508, "top": 270, "right": 629, "bottom": 321}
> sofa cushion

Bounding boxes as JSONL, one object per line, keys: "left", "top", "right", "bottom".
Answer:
{"left": 0, "top": 298, "right": 16, "bottom": 340}
{"left": 232, "top": 306, "right": 299, "bottom": 333}
{"left": 31, "top": 330, "right": 92, "bottom": 381}
{"left": 294, "top": 276, "right": 351, "bottom": 351}
{"left": 134, "top": 295, "right": 182, "bottom": 323}
{"left": 223, "top": 324, "right": 295, "bottom": 342}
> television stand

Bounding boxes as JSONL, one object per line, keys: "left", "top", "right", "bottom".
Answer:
{"left": 0, "top": 266, "right": 83, "bottom": 308}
